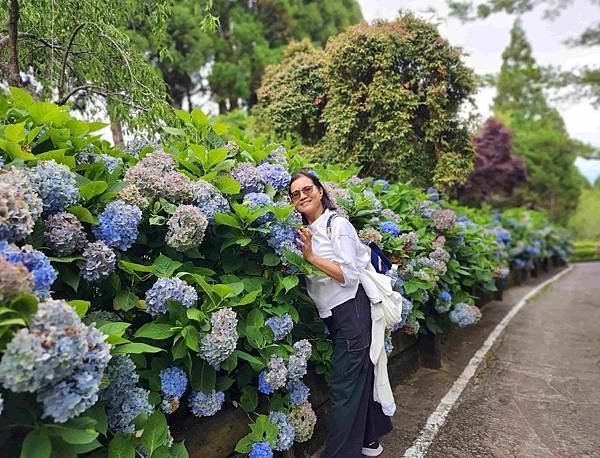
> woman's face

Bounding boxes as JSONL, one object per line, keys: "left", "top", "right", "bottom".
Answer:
{"left": 290, "top": 175, "right": 324, "bottom": 215}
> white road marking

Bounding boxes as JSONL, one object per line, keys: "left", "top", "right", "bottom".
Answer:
{"left": 403, "top": 265, "right": 574, "bottom": 457}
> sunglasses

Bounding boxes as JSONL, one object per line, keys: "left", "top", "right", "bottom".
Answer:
{"left": 290, "top": 184, "right": 317, "bottom": 201}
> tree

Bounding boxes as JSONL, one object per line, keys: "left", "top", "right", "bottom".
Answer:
{"left": 255, "top": 14, "right": 478, "bottom": 192}
{"left": 493, "top": 20, "right": 582, "bottom": 222}
{"left": 461, "top": 117, "right": 527, "bottom": 206}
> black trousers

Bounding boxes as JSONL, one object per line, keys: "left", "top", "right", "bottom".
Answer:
{"left": 322, "top": 285, "right": 393, "bottom": 457}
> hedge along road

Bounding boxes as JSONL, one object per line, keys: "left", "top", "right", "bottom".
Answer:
{"left": 374, "top": 263, "right": 600, "bottom": 457}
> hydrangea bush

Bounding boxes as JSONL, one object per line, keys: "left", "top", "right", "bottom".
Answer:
{"left": 0, "top": 89, "right": 571, "bottom": 457}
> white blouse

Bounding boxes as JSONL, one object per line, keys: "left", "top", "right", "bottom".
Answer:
{"left": 305, "top": 208, "right": 371, "bottom": 318}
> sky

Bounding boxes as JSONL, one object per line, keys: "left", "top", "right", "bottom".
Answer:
{"left": 357, "top": 0, "right": 600, "bottom": 183}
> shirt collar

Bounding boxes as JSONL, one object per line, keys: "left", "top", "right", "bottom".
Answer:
{"left": 308, "top": 208, "right": 332, "bottom": 229}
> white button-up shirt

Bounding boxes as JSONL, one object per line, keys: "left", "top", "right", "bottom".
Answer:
{"left": 306, "top": 208, "right": 371, "bottom": 318}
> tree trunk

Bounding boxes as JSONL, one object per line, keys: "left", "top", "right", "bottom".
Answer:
{"left": 229, "top": 96, "right": 239, "bottom": 110}
{"left": 7, "top": 0, "right": 23, "bottom": 87}
{"left": 218, "top": 100, "right": 228, "bottom": 115}
{"left": 110, "top": 116, "right": 124, "bottom": 148}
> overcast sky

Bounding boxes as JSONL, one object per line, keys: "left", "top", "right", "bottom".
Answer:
{"left": 357, "top": 0, "right": 600, "bottom": 183}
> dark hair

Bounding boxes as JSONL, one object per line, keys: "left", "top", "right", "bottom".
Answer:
{"left": 289, "top": 170, "right": 336, "bottom": 224}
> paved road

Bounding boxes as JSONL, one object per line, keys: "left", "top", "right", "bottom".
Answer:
{"left": 380, "top": 263, "right": 600, "bottom": 457}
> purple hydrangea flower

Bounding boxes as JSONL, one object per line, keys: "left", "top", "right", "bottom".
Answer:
{"left": 286, "top": 379, "right": 310, "bottom": 405}
{"left": 44, "top": 212, "right": 87, "bottom": 256}
{"left": 145, "top": 277, "right": 198, "bottom": 316}
{"left": 0, "top": 242, "right": 57, "bottom": 298}
{"left": 265, "top": 313, "right": 294, "bottom": 341}
{"left": 93, "top": 200, "right": 142, "bottom": 251}
{"left": 231, "top": 162, "right": 264, "bottom": 193}
{"left": 79, "top": 241, "right": 116, "bottom": 282}
{"left": 257, "top": 163, "right": 291, "bottom": 192}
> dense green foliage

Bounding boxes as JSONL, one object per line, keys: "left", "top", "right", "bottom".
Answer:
{"left": 567, "top": 186, "right": 600, "bottom": 241}
{"left": 255, "top": 14, "right": 478, "bottom": 192}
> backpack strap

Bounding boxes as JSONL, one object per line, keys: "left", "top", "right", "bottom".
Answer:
{"left": 325, "top": 212, "right": 338, "bottom": 239}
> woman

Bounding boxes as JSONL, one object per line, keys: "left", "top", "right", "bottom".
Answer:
{"left": 290, "top": 171, "right": 393, "bottom": 457}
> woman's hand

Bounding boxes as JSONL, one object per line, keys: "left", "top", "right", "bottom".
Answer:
{"left": 296, "top": 227, "right": 315, "bottom": 262}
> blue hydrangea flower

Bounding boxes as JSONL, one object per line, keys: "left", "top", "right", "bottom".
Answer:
{"left": 286, "top": 379, "right": 310, "bottom": 405}
{"left": 191, "top": 180, "right": 230, "bottom": 222}
{"left": 496, "top": 227, "right": 511, "bottom": 246}
{"left": 25, "top": 160, "right": 80, "bottom": 214}
{"left": 261, "top": 146, "right": 288, "bottom": 167}
{"left": 257, "top": 163, "right": 291, "bottom": 192}
{"left": 160, "top": 367, "right": 188, "bottom": 399}
{"left": 269, "top": 410, "right": 295, "bottom": 451}
{"left": 384, "top": 332, "right": 393, "bottom": 354}
{"left": 93, "top": 200, "right": 142, "bottom": 251}
{"left": 199, "top": 308, "right": 238, "bottom": 367}
{"left": 249, "top": 441, "right": 273, "bottom": 458}
{"left": 100, "top": 355, "right": 152, "bottom": 433}
{"left": 373, "top": 179, "right": 390, "bottom": 190}
{"left": 287, "top": 340, "right": 312, "bottom": 381}
{"left": 258, "top": 371, "right": 274, "bottom": 395}
{"left": 265, "top": 314, "right": 294, "bottom": 341}
{"left": 380, "top": 221, "right": 400, "bottom": 237}
{"left": 513, "top": 258, "right": 526, "bottom": 269}
{"left": 98, "top": 154, "right": 123, "bottom": 173}
{"left": 188, "top": 390, "right": 225, "bottom": 417}
{"left": 243, "top": 192, "right": 274, "bottom": 226}
{"left": 79, "top": 241, "right": 116, "bottom": 282}
{"left": 440, "top": 290, "right": 451, "bottom": 302}
{"left": 426, "top": 187, "right": 440, "bottom": 201}
{"left": 449, "top": 303, "right": 482, "bottom": 327}
{"left": 231, "top": 162, "right": 264, "bottom": 193}
{"left": 0, "top": 242, "right": 57, "bottom": 298}
{"left": 145, "top": 277, "right": 198, "bottom": 316}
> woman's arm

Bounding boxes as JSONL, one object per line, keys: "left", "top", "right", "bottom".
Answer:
{"left": 296, "top": 228, "right": 346, "bottom": 284}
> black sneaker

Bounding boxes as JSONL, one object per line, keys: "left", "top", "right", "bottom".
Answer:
{"left": 361, "top": 441, "right": 383, "bottom": 457}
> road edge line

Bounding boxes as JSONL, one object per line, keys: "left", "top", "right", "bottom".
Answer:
{"left": 403, "top": 265, "right": 574, "bottom": 458}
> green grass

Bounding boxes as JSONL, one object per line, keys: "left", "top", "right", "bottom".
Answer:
{"left": 571, "top": 240, "right": 600, "bottom": 262}
{"left": 567, "top": 187, "right": 600, "bottom": 241}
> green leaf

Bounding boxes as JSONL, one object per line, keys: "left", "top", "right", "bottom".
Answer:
{"left": 108, "top": 434, "right": 135, "bottom": 458}
{"left": 5, "top": 122, "right": 26, "bottom": 142}
{"left": 98, "top": 321, "right": 130, "bottom": 338}
{"left": 235, "top": 435, "right": 254, "bottom": 454}
{"left": 153, "top": 254, "right": 183, "bottom": 278}
{"left": 20, "top": 429, "right": 51, "bottom": 458}
{"left": 403, "top": 279, "right": 420, "bottom": 294}
{"left": 191, "top": 108, "right": 208, "bottom": 128}
{"left": 141, "top": 411, "right": 169, "bottom": 456}
{"left": 220, "top": 352, "right": 238, "bottom": 373}
{"left": 79, "top": 181, "right": 108, "bottom": 201}
{"left": 247, "top": 309, "right": 264, "bottom": 327}
{"left": 212, "top": 123, "right": 229, "bottom": 135}
{"left": 282, "top": 275, "right": 299, "bottom": 293}
{"left": 118, "top": 260, "right": 154, "bottom": 274}
{"left": 67, "top": 206, "right": 98, "bottom": 224}
{"left": 134, "top": 322, "right": 176, "bottom": 340}
{"left": 113, "top": 291, "right": 140, "bottom": 312}
{"left": 262, "top": 252, "right": 280, "bottom": 267}
{"left": 182, "top": 325, "right": 200, "bottom": 352}
{"left": 214, "top": 212, "right": 243, "bottom": 230}
{"left": 214, "top": 175, "right": 241, "bottom": 194}
{"left": 10, "top": 86, "right": 34, "bottom": 106}
{"left": 245, "top": 325, "right": 265, "bottom": 349}
{"left": 234, "top": 350, "right": 265, "bottom": 371}
{"left": 234, "top": 290, "right": 261, "bottom": 306}
{"left": 216, "top": 375, "right": 235, "bottom": 392}
{"left": 112, "top": 343, "right": 163, "bottom": 354}
{"left": 191, "top": 357, "right": 216, "bottom": 393}
{"left": 49, "top": 423, "right": 98, "bottom": 445}
{"left": 240, "top": 385, "right": 258, "bottom": 413}
{"left": 212, "top": 284, "right": 234, "bottom": 300}
{"left": 86, "top": 404, "right": 108, "bottom": 435}
{"left": 162, "top": 126, "right": 185, "bottom": 136}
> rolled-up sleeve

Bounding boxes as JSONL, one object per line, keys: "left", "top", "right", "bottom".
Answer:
{"left": 330, "top": 219, "right": 367, "bottom": 288}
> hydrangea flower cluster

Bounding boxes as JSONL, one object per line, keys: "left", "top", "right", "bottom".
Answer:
{"left": 323, "top": 182, "right": 350, "bottom": 217}
{"left": 449, "top": 303, "right": 482, "bottom": 327}
{"left": 381, "top": 208, "right": 401, "bottom": 223}
{"left": 347, "top": 175, "right": 363, "bottom": 186}
{"left": 1, "top": 167, "right": 43, "bottom": 222}
{"left": 191, "top": 180, "right": 230, "bottom": 222}
{"left": 0, "top": 300, "right": 111, "bottom": 422}
{"left": 257, "top": 163, "right": 291, "bottom": 192}
{"left": 384, "top": 331, "right": 393, "bottom": 354}
{"left": 249, "top": 441, "right": 273, "bottom": 458}
{"left": 79, "top": 241, "right": 116, "bottom": 282}
{"left": 399, "top": 231, "right": 419, "bottom": 248}
{"left": 398, "top": 298, "right": 413, "bottom": 328}
{"left": 160, "top": 171, "right": 196, "bottom": 203}
{"left": 225, "top": 141, "right": 239, "bottom": 155}
{"left": 188, "top": 389, "right": 225, "bottom": 417}
{"left": 159, "top": 366, "right": 188, "bottom": 413}
{"left": 44, "top": 212, "right": 87, "bottom": 256}
{"left": 417, "top": 200, "right": 435, "bottom": 218}
{"left": 93, "top": 200, "right": 142, "bottom": 251}
{"left": 269, "top": 410, "right": 295, "bottom": 451}
{"left": 199, "top": 307, "right": 238, "bottom": 368}
{"left": 117, "top": 183, "right": 149, "bottom": 209}
{"left": 432, "top": 209, "right": 456, "bottom": 231}
{"left": 373, "top": 179, "right": 390, "bottom": 190}
{"left": 263, "top": 355, "right": 288, "bottom": 391}
{"left": 258, "top": 371, "right": 275, "bottom": 395}
{"left": 286, "top": 379, "right": 310, "bottom": 405}
{"left": 100, "top": 355, "right": 152, "bottom": 433}
{"left": 426, "top": 187, "right": 440, "bottom": 201}
{"left": 496, "top": 227, "right": 511, "bottom": 246}
{"left": 231, "top": 162, "right": 264, "bottom": 193}
{"left": 125, "top": 152, "right": 192, "bottom": 201}
{"left": 288, "top": 400, "right": 317, "bottom": 442}
{"left": 0, "top": 241, "right": 57, "bottom": 298}
{"left": 402, "top": 315, "right": 420, "bottom": 335}
{"left": 380, "top": 221, "right": 400, "bottom": 237}
{"left": 433, "top": 235, "right": 446, "bottom": 249}
{"left": 243, "top": 192, "right": 274, "bottom": 225}
{"left": 429, "top": 247, "right": 450, "bottom": 263}
{"left": 25, "top": 160, "right": 80, "bottom": 214}
{"left": 287, "top": 340, "right": 312, "bottom": 381}
{"left": 145, "top": 277, "right": 198, "bottom": 316}
{"left": 123, "top": 136, "right": 159, "bottom": 158}
{"left": 358, "top": 227, "right": 383, "bottom": 245}
{"left": 0, "top": 181, "right": 34, "bottom": 242}
{"left": 0, "top": 256, "right": 34, "bottom": 302}
{"left": 435, "top": 290, "right": 452, "bottom": 313}
{"left": 266, "top": 221, "right": 300, "bottom": 257}
{"left": 166, "top": 205, "right": 208, "bottom": 252}
{"left": 265, "top": 313, "right": 294, "bottom": 341}
{"left": 98, "top": 154, "right": 123, "bottom": 173}
{"left": 363, "top": 189, "right": 382, "bottom": 213}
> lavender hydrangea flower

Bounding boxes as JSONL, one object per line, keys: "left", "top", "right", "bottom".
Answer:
{"left": 400, "top": 231, "right": 419, "bottom": 248}
{"left": 160, "top": 171, "right": 196, "bottom": 203}
{"left": 145, "top": 277, "right": 198, "bottom": 316}
{"left": 426, "top": 187, "right": 440, "bottom": 201}
{"left": 191, "top": 180, "right": 230, "bottom": 222}
{"left": 261, "top": 146, "right": 288, "bottom": 167}
{"left": 347, "top": 175, "right": 363, "bottom": 186}
{"left": 165, "top": 205, "right": 208, "bottom": 252}
{"left": 287, "top": 340, "right": 312, "bottom": 381}
{"left": 433, "top": 235, "right": 446, "bottom": 249}
{"left": 160, "top": 367, "right": 188, "bottom": 399}
{"left": 269, "top": 410, "right": 295, "bottom": 451}
{"left": 100, "top": 355, "right": 152, "bottom": 433}
{"left": 0, "top": 256, "right": 34, "bottom": 303}
{"left": 417, "top": 200, "right": 435, "bottom": 218}
{"left": 93, "top": 200, "right": 142, "bottom": 251}
{"left": 381, "top": 208, "right": 401, "bottom": 223}
{"left": 44, "top": 212, "right": 87, "bottom": 256}
{"left": 264, "top": 355, "right": 287, "bottom": 391}
{"left": 249, "top": 442, "right": 273, "bottom": 458}
{"left": 231, "top": 162, "right": 264, "bottom": 193}
{"left": 0, "top": 242, "right": 57, "bottom": 298}
{"left": 429, "top": 247, "right": 450, "bottom": 263}
{"left": 323, "top": 182, "right": 350, "bottom": 217}
{"left": 124, "top": 151, "right": 176, "bottom": 196}
{"left": 289, "top": 400, "right": 317, "bottom": 442}
{"left": 257, "top": 163, "right": 291, "bottom": 192}
{"left": 98, "top": 154, "right": 123, "bottom": 173}
{"left": 258, "top": 371, "right": 274, "bottom": 395}
{"left": 286, "top": 379, "right": 310, "bottom": 405}
{"left": 79, "top": 241, "right": 116, "bottom": 282}
{"left": 449, "top": 303, "right": 482, "bottom": 327}
{"left": 123, "top": 136, "right": 160, "bottom": 158}
{"left": 265, "top": 313, "right": 294, "bottom": 341}
{"left": 0, "top": 182, "right": 34, "bottom": 242}
{"left": 432, "top": 209, "right": 455, "bottom": 231}
{"left": 199, "top": 308, "right": 238, "bottom": 367}
{"left": 243, "top": 192, "right": 274, "bottom": 225}
{"left": 188, "top": 390, "right": 225, "bottom": 417}
{"left": 0, "top": 167, "right": 43, "bottom": 222}
{"left": 380, "top": 221, "right": 400, "bottom": 237}
{"left": 25, "top": 160, "right": 80, "bottom": 214}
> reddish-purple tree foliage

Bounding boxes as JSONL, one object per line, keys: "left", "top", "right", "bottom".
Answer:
{"left": 461, "top": 117, "right": 527, "bottom": 204}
